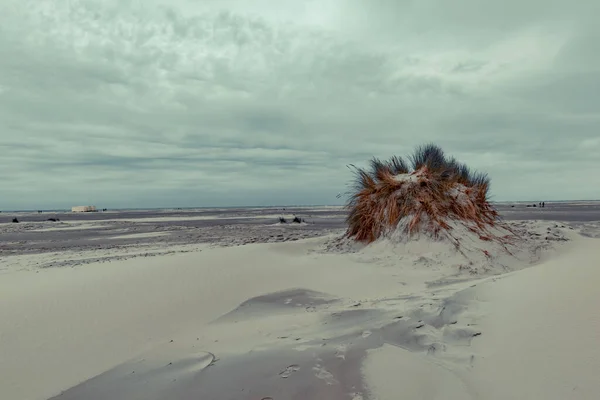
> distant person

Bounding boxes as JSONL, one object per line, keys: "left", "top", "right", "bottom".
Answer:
{"left": 542, "top": 202, "right": 545, "bottom": 208}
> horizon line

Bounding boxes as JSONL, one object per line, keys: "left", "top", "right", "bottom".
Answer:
{"left": 2, "top": 199, "right": 600, "bottom": 213}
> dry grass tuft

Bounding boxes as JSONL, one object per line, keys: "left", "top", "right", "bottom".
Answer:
{"left": 345, "top": 144, "right": 513, "bottom": 245}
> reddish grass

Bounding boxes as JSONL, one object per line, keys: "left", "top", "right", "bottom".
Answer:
{"left": 345, "top": 144, "right": 510, "bottom": 244}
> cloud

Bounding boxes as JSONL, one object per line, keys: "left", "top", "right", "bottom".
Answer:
{"left": 0, "top": 0, "right": 599, "bottom": 209}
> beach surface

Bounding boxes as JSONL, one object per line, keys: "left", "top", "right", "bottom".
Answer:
{"left": 1, "top": 203, "right": 599, "bottom": 400}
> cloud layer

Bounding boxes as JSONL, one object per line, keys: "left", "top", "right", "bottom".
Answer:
{"left": 1, "top": 0, "right": 599, "bottom": 209}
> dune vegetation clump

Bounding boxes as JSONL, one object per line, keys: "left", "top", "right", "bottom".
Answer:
{"left": 345, "top": 144, "right": 515, "bottom": 248}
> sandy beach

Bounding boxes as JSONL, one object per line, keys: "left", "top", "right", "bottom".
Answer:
{"left": 1, "top": 203, "right": 599, "bottom": 400}
{"left": 3, "top": 0, "right": 599, "bottom": 397}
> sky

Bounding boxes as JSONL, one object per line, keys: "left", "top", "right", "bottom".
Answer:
{"left": 1, "top": 0, "right": 599, "bottom": 210}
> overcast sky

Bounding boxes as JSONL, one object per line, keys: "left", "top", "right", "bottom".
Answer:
{"left": 1, "top": 0, "right": 599, "bottom": 210}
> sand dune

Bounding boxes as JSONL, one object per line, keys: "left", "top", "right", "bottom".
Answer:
{"left": 0, "top": 211, "right": 599, "bottom": 400}
{"left": 362, "top": 236, "right": 600, "bottom": 399}
{"left": 466, "top": 237, "right": 600, "bottom": 399}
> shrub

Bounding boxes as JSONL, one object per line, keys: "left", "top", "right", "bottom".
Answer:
{"left": 345, "top": 143, "right": 504, "bottom": 244}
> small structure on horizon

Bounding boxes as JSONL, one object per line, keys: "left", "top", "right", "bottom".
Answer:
{"left": 71, "top": 205, "right": 97, "bottom": 213}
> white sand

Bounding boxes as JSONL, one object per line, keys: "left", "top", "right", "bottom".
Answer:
{"left": 465, "top": 237, "right": 600, "bottom": 399}
{"left": 0, "top": 238, "right": 404, "bottom": 400}
{"left": 0, "top": 221, "right": 599, "bottom": 399}
{"left": 360, "top": 235, "right": 600, "bottom": 400}
{"left": 363, "top": 344, "right": 472, "bottom": 399}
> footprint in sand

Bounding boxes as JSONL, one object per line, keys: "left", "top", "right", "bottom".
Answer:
{"left": 279, "top": 364, "right": 300, "bottom": 378}
{"left": 313, "top": 365, "right": 338, "bottom": 385}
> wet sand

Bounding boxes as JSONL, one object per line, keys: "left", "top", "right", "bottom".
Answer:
{"left": 2, "top": 201, "right": 599, "bottom": 263}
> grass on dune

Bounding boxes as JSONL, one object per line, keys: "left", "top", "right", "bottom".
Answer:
{"left": 345, "top": 144, "right": 507, "bottom": 244}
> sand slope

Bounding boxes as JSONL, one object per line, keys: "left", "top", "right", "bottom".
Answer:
{"left": 0, "top": 222, "right": 598, "bottom": 400}
{"left": 361, "top": 236, "right": 600, "bottom": 400}
{"left": 466, "top": 237, "right": 600, "bottom": 399}
{"left": 0, "top": 238, "right": 405, "bottom": 400}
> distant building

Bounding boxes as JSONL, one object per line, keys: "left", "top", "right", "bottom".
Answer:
{"left": 71, "top": 205, "right": 97, "bottom": 213}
